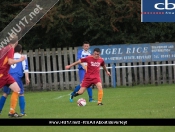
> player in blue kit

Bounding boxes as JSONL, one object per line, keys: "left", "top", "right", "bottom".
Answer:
{"left": 0, "top": 44, "right": 30, "bottom": 116}
{"left": 70, "top": 41, "right": 95, "bottom": 102}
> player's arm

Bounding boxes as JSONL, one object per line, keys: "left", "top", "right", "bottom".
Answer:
{"left": 22, "top": 59, "right": 30, "bottom": 85}
{"left": 77, "top": 50, "right": 82, "bottom": 60}
{"left": 8, "top": 56, "right": 25, "bottom": 65}
{"left": 7, "top": 48, "right": 26, "bottom": 65}
{"left": 24, "top": 72, "right": 30, "bottom": 85}
{"left": 102, "top": 65, "right": 110, "bottom": 76}
{"left": 77, "top": 50, "right": 86, "bottom": 69}
{"left": 65, "top": 60, "right": 81, "bottom": 69}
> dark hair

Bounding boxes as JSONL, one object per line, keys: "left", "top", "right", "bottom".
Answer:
{"left": 15, "top": 44, "right": 22, "bottom": 53}
{"left": 93, "top": 48, "right": 101, "bottom": 53}
{"left": 83, "top": 41, "right": 90, "bottom": 45}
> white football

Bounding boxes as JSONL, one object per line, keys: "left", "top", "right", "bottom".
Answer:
{"left": 77, "top": 98, "right": 86, "bottom": 106}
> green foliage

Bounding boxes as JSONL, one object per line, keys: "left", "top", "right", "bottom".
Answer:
{"left": 1, "top": 0, "right": 175, "bottom": 50}
{"left": 0, "top": 1, "right": 29, "bottom": 27}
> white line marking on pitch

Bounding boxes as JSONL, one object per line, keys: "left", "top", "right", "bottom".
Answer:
{"left": 54, "top": 94, "right": 70, "bottom": 100}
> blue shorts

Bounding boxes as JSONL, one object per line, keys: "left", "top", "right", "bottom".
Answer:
{"left": 3, "top": 74, "right": 24, "bottom": 95}
{"left": 78, "top": 69, "right": 85, "bottom": 83}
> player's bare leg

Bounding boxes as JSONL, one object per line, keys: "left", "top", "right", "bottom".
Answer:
{"left": 77, "top": 87, "right": 86, "bottom": 94}
{"left": 73, "top": 87, "right": 87, "bottom": 97}
{"left": 9, "top": 82, "right": 20, "bottom": 92}
{"left": 95, "top": 82, "right": 103, "bottom": 105}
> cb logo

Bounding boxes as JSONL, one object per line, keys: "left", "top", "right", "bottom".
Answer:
{"left": 154, "top": 0, "right": 175, "bottom": 10}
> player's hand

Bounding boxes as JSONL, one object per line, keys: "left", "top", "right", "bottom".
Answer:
{"left": 65, "top": 65, "right": 71, "bottom": 69}
{"left": 25, "top": 78, "right": 30, "bottom": 85}
{"left": 106, "top": 71, "right": 111, "bottom": 76}
{"left": 20, "top": 55, "right": 26, "bottom": 61}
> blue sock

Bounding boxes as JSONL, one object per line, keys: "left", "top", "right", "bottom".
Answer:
{"left": 19, "top": 96, "right": 25, "bottom": 114}
{"left": 71, "top": 84, "right": 81, "bottom": 96}
{"left": 0, "top": 96, "right": 6, "bottom": 112}
{"left": 87, "top": 87, "right": 93, "bottom": 101}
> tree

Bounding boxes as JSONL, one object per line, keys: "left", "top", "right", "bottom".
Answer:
{"left": 1, "top": 0, "right": 175, "bottom": 50}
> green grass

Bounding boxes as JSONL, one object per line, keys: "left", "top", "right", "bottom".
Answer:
{"left": 1, "top": 84, "right": 175, "bottom": 132}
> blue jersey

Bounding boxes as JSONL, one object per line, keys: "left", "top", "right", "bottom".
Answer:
{"left": 77, "top": 49, "right": 91, "bottom": 69}
{"left": 9, "top": 53, "right": 29, "bottom": 78}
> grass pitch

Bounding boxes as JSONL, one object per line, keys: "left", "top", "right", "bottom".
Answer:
{"left": 0, "top": 84, "right": 175, "bottom": 132}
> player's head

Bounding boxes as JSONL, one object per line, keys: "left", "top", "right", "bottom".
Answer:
{"left": 82, "top": 41, "right": 90, "bottom": 51}
{"left": 15, "top": 44, "right": 22, "bottom": 53}
{"left": 93, "top": 48, "right": 101, "bottom": 59}
{"left": 8, "top": 34, "right": 18, "bottom": 47}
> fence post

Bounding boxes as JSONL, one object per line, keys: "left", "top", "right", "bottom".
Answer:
{"left": 112, "top": 63, "right": 116, "bottom": 88}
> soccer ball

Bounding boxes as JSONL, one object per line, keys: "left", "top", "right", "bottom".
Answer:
{"left": 77, "top": 98, "right": 86, "bottom": 106}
